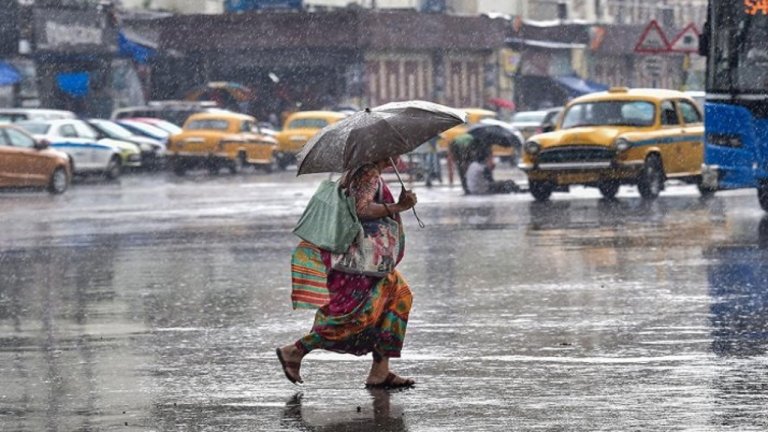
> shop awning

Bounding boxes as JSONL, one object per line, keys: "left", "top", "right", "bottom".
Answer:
{"left": 554, "top": 75, "right": 609, "bottom": 97}
{"left": 0, "top": 61, "right": 22, "bottom": 86}
{"left": 56, "top": 72, "right": 90, "bottom": 98}
{"left": 118, "top": 30, "right": 157, "bottom": 64}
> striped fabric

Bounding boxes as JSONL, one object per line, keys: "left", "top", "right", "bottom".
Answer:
{"left": 291, "top": 241, "right": 331, "bottom": 309}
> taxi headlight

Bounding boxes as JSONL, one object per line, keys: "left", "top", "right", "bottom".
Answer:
{"left": 525, "top": 141, "right": 541, "bottom": 155}
{"left": 614, "top": 138, "right": 631, "bottom": 152}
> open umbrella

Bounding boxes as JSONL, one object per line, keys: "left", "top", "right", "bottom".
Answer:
{"left": 297, "top": 100, "right": 466, "bottom": 228}
{"left": 183, "top": 81, "right": 254, "bottom": 104}
{"left": 297, "top": 100, "right": 466, "bottom": 175}
{"left": 467, "top": 120, "right": 524, "bottom": 150}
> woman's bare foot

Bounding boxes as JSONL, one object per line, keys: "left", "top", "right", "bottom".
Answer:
{"left": 276, "top": 344, "right": 304, "bottom": 384}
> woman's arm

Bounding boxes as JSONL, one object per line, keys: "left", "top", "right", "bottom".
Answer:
{"left": 350, "top": 166, "right": 416, "bottom": 220}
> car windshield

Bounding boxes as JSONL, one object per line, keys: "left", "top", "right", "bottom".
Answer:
{"left": 186, "top": 119, "right": 231, "bottom": 131}
{"left": 91, "top": 120, "right": 134, "bottom": 139}
{"left": 560, "top": 100, "right": 656, "bottom": 128}
{"left": 15, "top": 122, "right": 50, "bottom": 135}
{"left": 287, "top": 118, "right": 329, "bottom": 129}
{"left": 121, "top": 121, "right": 170, "bottom": 138}
{"left": 150, "top": 120, "right": 183, "bottom": 134}
{"left": 511, "top": 112, "right": 548, "bottom": 124}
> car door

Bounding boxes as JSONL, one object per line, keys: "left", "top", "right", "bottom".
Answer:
{"left": 658, "top": 100, "right": 685, "bottom": 174}
{"left": 243, "top": 120, "right": 272, "bottom": 163}
{"left": 0, "top": 129, "right": 15, "bottom": 186}
{"left": 676, "top": 99, "right": 705, "bottom": 175}
{"left": 5, "top": 127, "right": 48, "bottom": 185}
{"left": 71, "top": 120, "right": 112, "bottom": 169}
{"left": 56, "top": 122, "right": 94, "bottom": 169}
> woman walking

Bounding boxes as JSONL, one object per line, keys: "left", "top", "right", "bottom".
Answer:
{"left": 277, "top": 157, "right": 418, "bottom": 388}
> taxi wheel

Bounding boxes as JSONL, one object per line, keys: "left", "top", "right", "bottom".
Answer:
{"left": 229, "top": 153, "right": 245, "bottom": 174}
{"left": 529, "top": 180, "right": 553, "bottom": 202}
{"left": 638, "top": 155, "right": 663, "bottom": 200}
{"left": 48, "top": 168, "right": 68, "bottom": 194}
{"left": 207, "top": 162, "right": 220, "bottom": 175}
{"left": 277, "top": 156, "right": 290, "bottom": 171}
{"left": 697, "top": 182, "right": 716, "bottom": 198}
{"left": 758, "top": 184, "right": 768, "bottom": 212}
{"left": 172, "top": 161, "right": 186, "bottom": 176}
{"left": 598, "top": 180, "right": 620, "bottom": 199}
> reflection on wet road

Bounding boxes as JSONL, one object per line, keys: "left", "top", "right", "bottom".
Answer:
{"left": 1, "top": 171, "right": 768, "bottom": 430}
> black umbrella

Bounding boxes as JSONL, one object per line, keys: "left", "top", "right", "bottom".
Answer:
{"left": 467, "top": 122, "right": 523, "bottom": 149}
{"left": 296, "top": 100, "right": 466, "bottom": 175}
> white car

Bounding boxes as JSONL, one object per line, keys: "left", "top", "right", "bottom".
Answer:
{"left": 0, "top": 108, "right": 76, "bottom": 124}
{"left": 16, "top": 120, "right": 128, "bottom": 179}
{"left": 20, "top": 119, "right": 142, "bottom": 173}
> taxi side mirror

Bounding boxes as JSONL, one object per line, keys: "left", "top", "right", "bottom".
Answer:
{"left": 35, "top": 139, "right": 50, "bottom": 150}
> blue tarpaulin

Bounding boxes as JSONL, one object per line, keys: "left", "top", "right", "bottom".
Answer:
{"left": 555, "top": 75, "right": 609, "bottom": 97}
{"left": 0, "top": 61, "right": 21, "bottom": 86}
{"left": 118, "top": 31, "right": 156, "bottom": 64}
{"left": 56, "top": 72, "right": 90, "bottom": 98}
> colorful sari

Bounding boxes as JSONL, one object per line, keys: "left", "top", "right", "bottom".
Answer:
{"left": 290, "top": 165, "right": 412, "bottom": 358}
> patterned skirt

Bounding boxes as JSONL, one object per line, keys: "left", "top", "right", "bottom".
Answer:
{"left": 292, "top": 242, "right": 412, "bottom": 358}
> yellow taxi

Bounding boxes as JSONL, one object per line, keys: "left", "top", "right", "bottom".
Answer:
{"left": 436, "top": 108, "right": 515, "bottom": 159}
{"left": 167, "top": 112, "right": 277, "bottom": 175}
{"left": 274, "top": 111, "right": 347, "bottom": 169}
{"left": 519, "top": 87, "right": 705, "bottom": 201}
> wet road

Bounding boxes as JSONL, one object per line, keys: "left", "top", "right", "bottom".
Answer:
{"left": 1, "top": 167, "right": 768, "bottom": 431}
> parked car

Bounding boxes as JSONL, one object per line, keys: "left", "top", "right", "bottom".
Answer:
{"left": 128, "top": 117, "right": 183, "bottom": 136}
{"left": 111, "top": 100, "right": 226, "bottom": 127}
{"left": 510, "top": 107, "right": 563, "bottom": 140}
{"left": 116, "top": 119, "right": 171, "bottom": 142}
{"left": 0, "top": 124, "right": 71, "bottom": 194}
{"left": 24, "top": 119, "right": 142, "bottom": 171}
{"left": 0, "top": 108, "right": 76, "bottom": 124}
{"left": 519, "top": 87, "right": 705, "bottom": 201}
{"left": 274, "top": 111, "right": 347, "bottom": 169}
{"left": 87, "top": 119, "right": 166, "bottom": 170}
{"left": 16, "top": 121, "right": 124, "bottom": 179}
{"left": 167, "top": 112, "right": 278, "bottom": 175}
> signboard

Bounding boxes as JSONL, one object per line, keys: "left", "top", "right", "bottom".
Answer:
{"left": 33, "top": 8, "right": 118, "bottom": 54}
{"left": 634, "top": 20, "right": 671, "bottom": 54}
{"left": 224, "top": 0, "right": 302, "bottom": 12}
{"left": 670, "top": 23, "right": 700, "bottom": 53}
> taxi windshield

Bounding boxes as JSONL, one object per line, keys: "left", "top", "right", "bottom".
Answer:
{"left": 287, "top": 118, "right": 329, "bottom": 129}
{"left": 186, "top": 119, "right": 230, "bottom": 131}
{"left": 560, "top": 100, "right": 656, "bottom": 129}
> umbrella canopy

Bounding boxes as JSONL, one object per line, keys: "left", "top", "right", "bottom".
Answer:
{"left": 297, "top": 100, "right": 466, "bottom": 175}
{"left": 184, "top": 81, "right": 254, "bottom": 103}
{"left": 467, "top": 120, "right": 523, "bottom": 149}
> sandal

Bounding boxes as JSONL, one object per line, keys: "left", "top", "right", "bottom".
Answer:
{"left": 276, "top": 348, "right": 303, "bottom": 384}
{"left": 365, "top": 372, "right": 415, "bottom": 389}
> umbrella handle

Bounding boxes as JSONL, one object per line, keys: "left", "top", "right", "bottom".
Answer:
{"left": 389, "top": 158, "right": 425, "bottom": 229}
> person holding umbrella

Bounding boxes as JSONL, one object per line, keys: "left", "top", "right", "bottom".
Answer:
{"left": 276, "top": 101, "right": 466, "bottom": 388}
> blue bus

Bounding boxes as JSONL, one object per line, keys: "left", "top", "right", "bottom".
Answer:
{"left": 699, "top": 1, "right": 768, "bottom": 211}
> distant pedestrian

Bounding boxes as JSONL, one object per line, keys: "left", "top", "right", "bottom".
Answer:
{"left": 465, "top": 147, "right": 519, "bottom": 195}
{"left": 277, "top": 157, "right": 418, "bottom": 389}
{"left": 449, "top": 133, "right": 476, "bottom": 194}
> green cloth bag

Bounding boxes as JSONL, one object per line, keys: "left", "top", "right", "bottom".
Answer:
{"left": 293, "top": 179, "right": 362, "bottom": 253}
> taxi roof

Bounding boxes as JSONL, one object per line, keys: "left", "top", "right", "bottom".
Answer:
{"left": 571, "top": 88, "right": 692, "bottom": 104}
{"left": 186, "top": 111, "right": 255, "bottom": 122}
{"left": 460, "top": 108, "right": 497, "bottom": 115}
{"left": 287, "top": 110, "right": 348, "bottom": 119}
